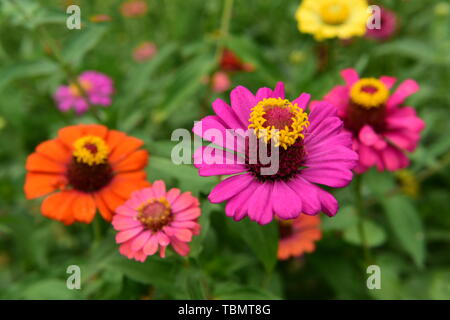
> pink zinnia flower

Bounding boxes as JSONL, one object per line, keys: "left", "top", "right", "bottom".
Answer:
{"left": 112, "top": 181, "right": 201, "bottom": 262}
{"left": 54, "top": 71, "right": 114, "bottom": 114}
{"left": 193, "top": 82, "right": 358, "bottom": 225}
{"left": 366, "top": 7, "right": 397, "bottom": 41}
{"left": 133, "top": 41, "right": 157, "bottom": 62}
{"left": 320, "top": 68, "right": 425, "bottom": 173}
{"left": 120, "top": 0, "right": 148, "bottom": 18}
{"left": 211, "top": 71, "right": 231, "bottom": 93}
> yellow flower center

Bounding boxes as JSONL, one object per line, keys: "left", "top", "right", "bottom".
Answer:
{"left": 138, "top": 198, "right": 172, "bottom": 231}
{"left": 72, "top": 136, "right": 110, "bottom": 166}
{"left": 248, "top": 98, "right": 310, "bottom": 150}
{"left": 69, "top": 79, "right": 93, "bottom": 96}
{"left": 319, "top": 0, "right": 350, "bottom": 25}
{"left": 350, "top": 78, "right": 390, "bottom": 109}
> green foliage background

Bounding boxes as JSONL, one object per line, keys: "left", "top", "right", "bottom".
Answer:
{"left": 0, "top": 0, "right": 449, "bottom": 299}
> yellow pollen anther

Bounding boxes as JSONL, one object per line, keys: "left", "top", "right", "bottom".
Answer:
{"left": 248, "top": 98, "right": 310, "bottom": 150}
{"left": 319, "top": 0, "right": 350, "bottom": 25}
{"left": 73, "top": 136, "right": 109, "bottom": 165}
{"left": 69, "top": 79, "right": 93, "bottom": 96}
{"left": 350, "top": 78, "right": 390, "bottom": 109}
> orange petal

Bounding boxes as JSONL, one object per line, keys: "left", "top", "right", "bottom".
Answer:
{"left": 99, "top": 186, "right": 127, "bottom": 217}
{"left": 24, "top": 173, "right": 67, "bottom": 199}
{"left": 106, "top": 130, "right": 127, "bottom": 152}
{"left": 41, "top": 190, "right": 77, "bottom": 225}
{"left": 84, "top": 124, "right": 108, "bottom": 139}
{"left": 109, "top": 136, "right": 144, "bottom": 164}
{"left": 113, "top": 149, "right": 148, "bottom": 173}
{"left": 108, "top": 174, "right": 150, "bottom": 199}
{"left": 26, "top": 153, "right": 67, "bottom": 173}
{"left": 94, "top": 193, "right": 113, "bottom": 222}
{"left": 58, "top": 125, "right": 85, "bottom": 149}
{"left": 71, "top": 192, "right": 96, "bottom": 223}
{"left": 36, "top": 139, "right": 72, "bottom": 164}
{"left": 115, "top": 170, "right": 148, "bottom": 181}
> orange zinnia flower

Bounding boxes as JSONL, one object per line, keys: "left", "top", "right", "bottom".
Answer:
{"left": 24, "top": 124, "right": 150, "bottom": 225}
{"left": 278, "top": 215, "right": 322, "bottom": 260}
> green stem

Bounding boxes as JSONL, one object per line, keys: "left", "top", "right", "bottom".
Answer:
{"left": 214, "top": 0, "right": 234, "bottom": 62}
{"left": 355, "top": 174, "right": 372, "bottom": 266}
{"left": 9, "top": 0, "right": 102, "bottom": 123}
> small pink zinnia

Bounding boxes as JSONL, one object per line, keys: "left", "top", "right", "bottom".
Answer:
{"left": 133, "top": 41, "right": 157, "bottom": 62}
{"left": 320, "top": 68, "right": 425, "bottom": 173}
{"left": 120, "top": 0, "right": 148, "bottom": 18}
{"left": 54, "top": 71, "right": 114, "bottom": 114}
{"left": 193, "top": 82, "right": 358, "bottom": 225}
{"left": 211, "top": 71, "right": 231, "bottom": 93}
{"left": 112, "top": 180, "right": 201, "bottom": 262}
{"left": 366, "top": 7, "right": 397, "bottom": 41}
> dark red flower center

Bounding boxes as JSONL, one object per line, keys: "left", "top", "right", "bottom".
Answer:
{"left": 138, "top": 200, "right": 172, "bottom": 231}
{"left": 279, "top": 220, "right": 294, "bottom": 239}
{"left": 245, "top": 136, "right": 306, "bottom": 182}
{"left": 66, "top": 158, "right": 113, "bottom": 192}
{"left": 344, "top": 102, "right": 387, "bottom": 135}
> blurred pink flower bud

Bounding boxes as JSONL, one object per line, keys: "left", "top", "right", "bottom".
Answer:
{"left": 133, "top": 42, "right": 157, "bottom": 62}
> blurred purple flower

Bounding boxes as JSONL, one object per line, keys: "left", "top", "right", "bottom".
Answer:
{"left": 366, "top": 7, "right": 397, "bottom": 41}
{"left": 54, "top": 71, "right": 114, "bottom": 114}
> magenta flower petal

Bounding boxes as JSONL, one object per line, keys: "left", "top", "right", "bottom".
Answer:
{"left": 212, "top": 98, "right": 246, "bottom": 129}
{"left": 387, "top": 79, "right": 420, "bottom": 109}
{"left": 208, "top": 173, "right": 254, "bottom": 204}
{"left": 194, "top": 82, "right": 358, "bottom": 224}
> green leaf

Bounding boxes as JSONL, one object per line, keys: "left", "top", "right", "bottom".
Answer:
{"left": 22, "top": 279, "right": 82, "bottom": 300}
{"left": 365, "top": 168, "right": 396, "bottom": 198}
{"left": 106, "top": 254, "right": 182, "bottom": 292}
{"left": 147, "top": 155, "right": 216, "bottom": 195}
{"left": 381, "top": 195, "right": 426, "bottom": 267}
{"left": 62, "top": 25, "right": 107, "bottom": 67}
{"left": 230, "top": 219, "right": 278, "bottom": 273}
{"left": 343, "top": 219, "right": 387, "bottom": 248}
{"left": 213, "top": 283, "right": 280, "bottom": 300}
{"left": 0, "top": 59, "right": 58, "bottom": 89}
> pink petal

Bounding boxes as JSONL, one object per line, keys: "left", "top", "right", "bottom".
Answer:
{"left": 152, "top": 180, "right": 166, "bottom": 198}
{"left": 171, "top": 238, "right": 190, "bottom": 256}
{"left": 292, "top": 93, "right": 311, "bottom": 110}
{"left": 380, "top": 76, "right": 396, "bottom": 89}
{"left": 212, "top": 98, "right": 246, "bottom": 129}
{"left": 288, "top": 177, "right": 321, "bottom": 215}
{"left": 156, "top": 231, "right": 170, "bottom": 246}
{"left": 272, "top": 82, "right": 285, "bottom": 99}
{"left": 271, "top": 181, "right": 302, "bottom": 220}
{"left": 116, "top": 226, "right": 143, "bottom": 244}
{"left": 255, "top": 87, "right": 273, "bottom": 101}
{"left": 387, "top": 79, "right": 420, "bottom": 108}
{"left": 341, "top": 68, "right": 359, "bottom": 86}
{"left": 247, "top": 182, "right": 273, "bottom": 225}
{"left": 225, "top": 180, "right": 260, "bottom": 221}
{"left": 166, "top": 188, "right": 181, "bottom": 205}
{"left": 171, "top": 192, "right": 197, "bottom": 213}
{"left": 230, "top": 86, "right": 256, "bottom": 126}
{"left": 131, "top": 230, "right": 151, "bottom": 251}
{"left": 174, "top": 207, "right": 201, "bottom": 221}
{"left": 316, "top": 188, "right": 339, "bottom": 217}
{"left": 359, "top": 125, "right": 380, "bottom": 146}
{"left": 208, "top": 173, "right": 254, "bottom": 204}
{"left": 143, "top": 235, "right": 158, "bottom": 255}
{"left": 112, "top": 215, "right": 142, "bottom": 231}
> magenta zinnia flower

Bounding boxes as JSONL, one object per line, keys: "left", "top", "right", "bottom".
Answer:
{"left": 112, "top": 181, "right": 201, "bottom": 262}
{"left": 54, "top": 71, "right": 114, "bottom": 114}
{"left": 366, "top": 7, "right": 397, "bottom": 41}
{"left": 193, "top": 82, "right": 358, "bottom": 225}
{"left": 320, "top": 68, "right": 425, "bottom": 173}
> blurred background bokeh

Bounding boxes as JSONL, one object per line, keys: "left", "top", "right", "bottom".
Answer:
{"left": 0, "top": 0, "right": 449, "bottom": 299}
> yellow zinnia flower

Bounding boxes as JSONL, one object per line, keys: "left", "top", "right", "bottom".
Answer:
{"left": 295, "top": 0, "right": 369, "bottom": 41}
